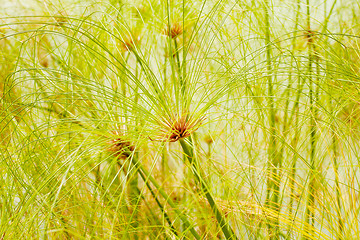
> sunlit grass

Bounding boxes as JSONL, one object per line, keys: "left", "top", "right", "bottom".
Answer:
{"left": 1, "top": 0, "right": 360, "bottom": 239}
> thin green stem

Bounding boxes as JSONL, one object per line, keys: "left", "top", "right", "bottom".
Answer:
{"left": 127, "top": 159, "right": 177, "bottom": 237}
{"left": 179, "top": 138, "right": 237, "bottom": 240}
{"left": 126, "top": 55, "right": 139, "bottom": 240}
{"left": 304, "top": 0, "right": 317, "bottom": 237}
{"left": 174, "top": 39, "right": 186, "bottom": 107}
{"left": 323, "top": 1, "right": 343, "bottom": 237}
{"left": 130, "top": 155, "right": 200, "bottom": 240}
{"left": 263, "top": 0, "right": 281, "bottom": 238}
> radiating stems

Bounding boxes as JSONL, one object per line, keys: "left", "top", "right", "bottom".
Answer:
{"left": 179, "top": 138, "right": 237, "bottom": 240}
{"left": 281, "top": 0, "right": 301, "bottom": 140}
{"left": 327, "top": 47, "right": 344, "bottom": 240}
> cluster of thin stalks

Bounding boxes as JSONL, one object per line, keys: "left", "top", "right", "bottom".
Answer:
{"left": 1, "top": 0, "right": 360, "bottom": 239}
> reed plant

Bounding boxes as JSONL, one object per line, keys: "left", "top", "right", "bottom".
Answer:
{"left": 1, "top": 0, "right": 360, "bottom": 239}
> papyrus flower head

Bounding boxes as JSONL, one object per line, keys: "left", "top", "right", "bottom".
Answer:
{"left": 163, "top": 22, "right": 183, "bottom": 39}
{"left": 107, "top": 131, "right": 135, "bottom": 158}
{"left": 151, "top": 112, "right": 204, "bottom": 142}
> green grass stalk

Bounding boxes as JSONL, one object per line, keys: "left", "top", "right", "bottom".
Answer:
{"left": 304, "top": 0, "right": 317, "bottom": 237}
{"left": 279, "top": 0, "right": 301, "bottom": 235}
{"left": 162, "top": 45, "right": 168, "bottom": 179}
{"left": 93, "top": 159, "right": 172, "bottom": 238}
{"left": 179, "top": 138, "right": 237, "bottom": 240}
{"left": 330, "top": 111, "right": 343, "bottom": 240}
{"left": 263, "top": 0, "right": 281, "bottom": 238}
{"left": 130, "top": 154, "right": 200, "bottom": 239}
{"left": 124, "top": 158, "right": 177, "bottom": 238}
{"left": 322, "top": 1, "right": 343, "bottom": 237}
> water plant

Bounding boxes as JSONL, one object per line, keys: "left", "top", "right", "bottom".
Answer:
{"left": 1, "top": 0, "right": 360, "bottom": 239}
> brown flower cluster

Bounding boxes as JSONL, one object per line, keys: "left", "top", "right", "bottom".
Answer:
{"left": 151, "top": 113, "right": 204, "bottom": 142}
{"left": 163, "top": 22, "right": 183, "bottom": 39}
{"left": 107, "top": 132, "right": 135, "bottom": 158}
{"left": 120, "top": 35, "right": 140, "bottom": 52}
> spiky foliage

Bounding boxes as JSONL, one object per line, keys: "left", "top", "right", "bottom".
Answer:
{"left": 151, "top": 112, "right": 204, "bottom": 142}
{"left": 1, "top": 0, "right": 360, "bottom": 239}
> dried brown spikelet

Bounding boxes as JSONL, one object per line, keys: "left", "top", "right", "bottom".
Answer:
{"left": 163, "top": 22, "right": 183, "bottom": 39}
{"left": 38, "top": 55, "right": 49, "bottom": 68}
{"left": 37, "top": 35, "right": 51, "bottom": 68}
{"left": 107, "top": 132, "right": 135, "bottom": 158}
{"left": 54, "top": 11, "right": 68, "bottom": 26}
{"left": 151, "top": 112, "right": 204, "bottom": 142}
{"left": 0, "top": 26, "right": 9, "bottom": 53}
{"left": 120, "top": 35, "right": 141, "bottom": 52}
{"left": 295, "top": 29, "right": 318, "bottom": 51}
{"left": 305, "top": 29, "right": 316, "bottom": 44}
{"left": 204, "top": 135, "right": 214, "bottom": 144}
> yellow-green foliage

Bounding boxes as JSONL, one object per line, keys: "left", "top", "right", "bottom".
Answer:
{"left": 1, "top": 0, "right": 359, "bottom": 239}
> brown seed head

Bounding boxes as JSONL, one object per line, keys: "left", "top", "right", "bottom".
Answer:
{"left": 54, "top": 11, "right": 68, "bottom": 26}
{"left": 163, "top": 22, "right": 183, "bottom": 39}
{"left": 120, "top": 35, "right": 140, "bottom": 52}
{"left": 305, "top": 30, "right": 316, "bottom": 43}
{"left": 107, "top": 132, "right": 135, "bottom": 158}
{"left": 37, "top": 35, "right": 51, "bottom": 67}
{"left": 204, "top": 135, "right": 213, "bottom": 145}
{"left": 151, "top": 112, "right": 204, "bottom": 142}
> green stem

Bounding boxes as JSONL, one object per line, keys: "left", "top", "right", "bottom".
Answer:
{"left": 304, "top": 0, "right": 317, "bottom": 237}
{"left": 95, "top": 160, "right": 173, "bottom": 238}
{"left": 281, "top": 0, "right": 301, "bottom": 236}
{"left": 174, "top": 40, "right": 185, "bottom": 99}
{"left": 330, "top": 109, "right": 343, "bottom": 239}
{"left": 323, "top": 0, "right": 343, "bottom": 237}
{"left": 128, "top": 158, "right": 177, "bottom": 237}
{"left": 127, "top": 155, "right": 140, "bottom": 239}
{"left": 130, "top": 155, "right": 200, "bottom": 240}
{"left": 263, "top": 1, "right": 281, "bottom": 238}
{"left": 179, "top": 138, "right": 237, "bottom": 240}
{"left": 127, "top": 55, "right": 139, "bottom": 240}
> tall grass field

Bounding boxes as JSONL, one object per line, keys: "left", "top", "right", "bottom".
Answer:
{"left": 1, "top": 0, "right": 359, "bottom": 239}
